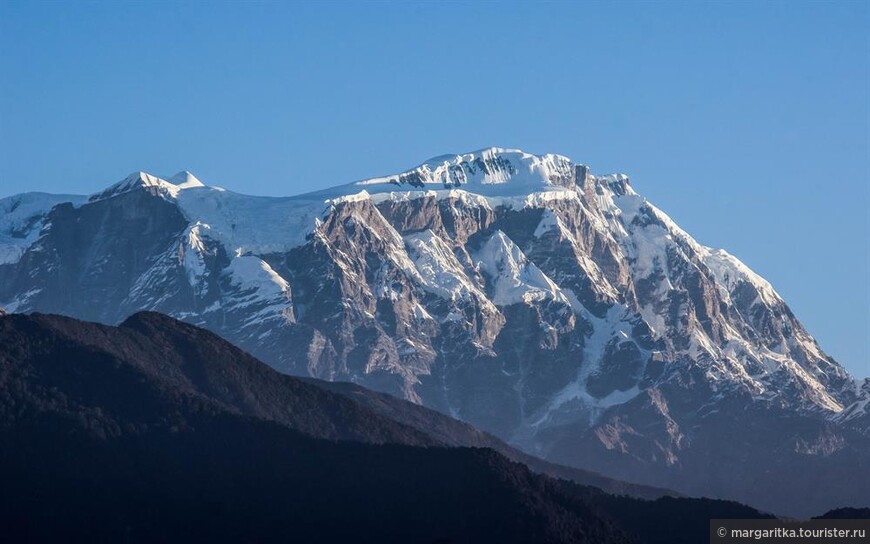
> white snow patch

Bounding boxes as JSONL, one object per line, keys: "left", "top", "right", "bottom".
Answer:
{"left": 533, "top": 209, "right": 562, "bottom": 238}
{"left": 405, "top": 230, "right": 487, "bottom": 304}
{"left": 472, "top": 230, "right": 570, "bottom": 307}
{"left": 226, "top": 255, "right": 290, "bottom": 297}
{"left": 180, "top": 223, "right": 213, "bottom": 294}
{"left": 701, "top": 247, "right": 781, "bottom": 306}
{"left": 222, "top": 256, "right": 294, "bottom": 326}
{"left": 0, "top": 288, "right": 42, "bottom": 313}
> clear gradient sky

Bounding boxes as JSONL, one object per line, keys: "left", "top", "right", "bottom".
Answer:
{"left": 1, "top": 1, "right": 867, "bottom": 377}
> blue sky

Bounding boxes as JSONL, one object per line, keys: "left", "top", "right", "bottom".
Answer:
{"left": 1, "top": 1, "right": 867, "bottom": 377}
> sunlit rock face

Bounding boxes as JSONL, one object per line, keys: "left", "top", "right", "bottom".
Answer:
{"left": 1, "top": 148, "right": 866, "bottom": 516}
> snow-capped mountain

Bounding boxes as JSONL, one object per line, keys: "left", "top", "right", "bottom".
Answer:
{"left": 0, "top": 148, "right": 866, "bottom": 516}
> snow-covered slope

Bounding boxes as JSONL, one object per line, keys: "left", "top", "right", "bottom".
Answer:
{"left": 0, "top": 192, "right": 86, "bottom": 265}
{"left": 0, "top": 147, "right": 866, "bottom": 516}
{"left": 835, "top": 378, "right": 870, "bottom": 425}
{"left": 89, "top": 170, "right": 329, "bottom": 254}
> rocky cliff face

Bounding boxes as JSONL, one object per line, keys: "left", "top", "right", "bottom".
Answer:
{"left": 0, "top": 149, "right": 866, "bottom": 516}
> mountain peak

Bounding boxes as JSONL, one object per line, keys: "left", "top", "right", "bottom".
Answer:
{"left": 300, "top": 147, "right": 590, "bottom": 201}
{"left": 420, "top": 146, "right": 532, "bottom": 165}
{"left": 89, "top": 170, "right": 205, "bottom": 202}
{"left": 168, "top": 170, "right": 205, "bottom": 188}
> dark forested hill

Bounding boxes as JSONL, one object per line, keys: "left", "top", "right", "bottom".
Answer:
{"left": 0, "top": 312, "right": 771, "bottom": 543}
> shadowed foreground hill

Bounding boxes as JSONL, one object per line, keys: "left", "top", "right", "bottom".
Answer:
{"left": 305, "top": 377, "right": 674, "bottom": 499}
{"left": 0, "top": 312, "right": 768, "bottom": 543}
{"left": 13, "top": 309, "right": 672, "bottom": 498}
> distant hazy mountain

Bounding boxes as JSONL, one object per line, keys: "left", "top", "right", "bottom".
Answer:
{"left": 0, "top": 311, "right": 774, "bottom": 543}
{"left": 1, "top": 148, "right": 867, "bottom": 516}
